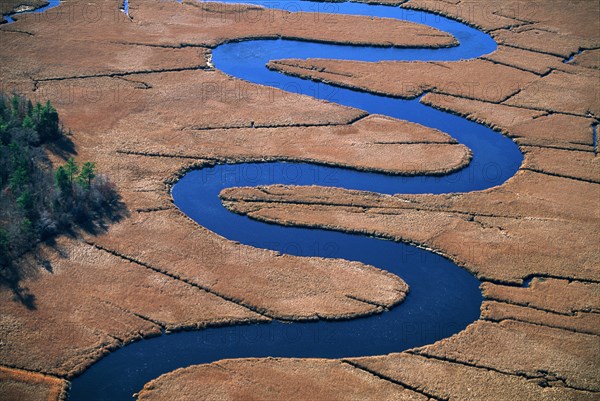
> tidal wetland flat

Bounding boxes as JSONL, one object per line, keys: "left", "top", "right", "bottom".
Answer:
{"left": 0, "top": 1, "right": 598, "bottom": 400}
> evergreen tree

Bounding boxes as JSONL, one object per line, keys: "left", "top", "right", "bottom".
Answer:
{"left": 36, "top": 100, "right": 60, "bottom": 141}
{"left": 54, "top": 165, "right": 70, "bottom": 195}
{"left": 11, "top": 94, "right": 20, "bottom": 118}
{"left": 78, "top": 162, "right": 96, "bottom": 190}
{"left": 8, "top": 141, "right": 26, "bottom": 169}
{"left": 65, "top": 157, "right": 79, "bottom": 185}
{"left": 9, "top": 166, "right": 29, "bottom": 193}
{"left": 0, "top": 119, "right": 8, "bottom": 145}
{"left": 22, "top": 115, "right": 35, "bottom": 129}
{"left": 16, "top": 190, "right": 33, "bottom": 211}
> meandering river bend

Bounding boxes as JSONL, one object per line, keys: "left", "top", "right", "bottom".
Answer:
{"left": 8, "top": 0, "right": 523, "bottom": 399}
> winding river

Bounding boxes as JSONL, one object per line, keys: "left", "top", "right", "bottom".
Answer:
{"left": 7, "top": 1, "right": 523, "bottom": 399}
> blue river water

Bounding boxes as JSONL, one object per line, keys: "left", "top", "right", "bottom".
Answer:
{"left": 2, "top": 0, "right": 60, "bottom": 23}
{"left": 6, "top": 0, "right": 522, "bottom": 399}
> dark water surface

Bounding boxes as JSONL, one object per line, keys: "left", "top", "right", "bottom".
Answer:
{"left": 11, "top": 0, "right": 522, "bottom": 399}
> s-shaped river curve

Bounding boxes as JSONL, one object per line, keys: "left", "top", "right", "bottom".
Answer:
{"left": 66, "top": 1, "right": 523, "bottom": 399}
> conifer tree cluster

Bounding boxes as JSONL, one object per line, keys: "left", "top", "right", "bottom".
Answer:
{"left": 0, "top": 93, "right": 120, "bottom": 270}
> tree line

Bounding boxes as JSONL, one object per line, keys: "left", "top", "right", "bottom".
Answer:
{"left": 0, "top": 92, "right": 120, "bottom": 271}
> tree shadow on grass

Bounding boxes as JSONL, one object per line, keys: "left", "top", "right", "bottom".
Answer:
{"left": 47, "top": 133, "right": 77, "bottom": 160}
{"left": 75, "top": 194, "right": 129, "bottom": 237}
{"left": 0, "top": 256, "right": 39, "bottom": 310}
{"left": 1, "top": 187, "right": 129, "bottom": 310}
